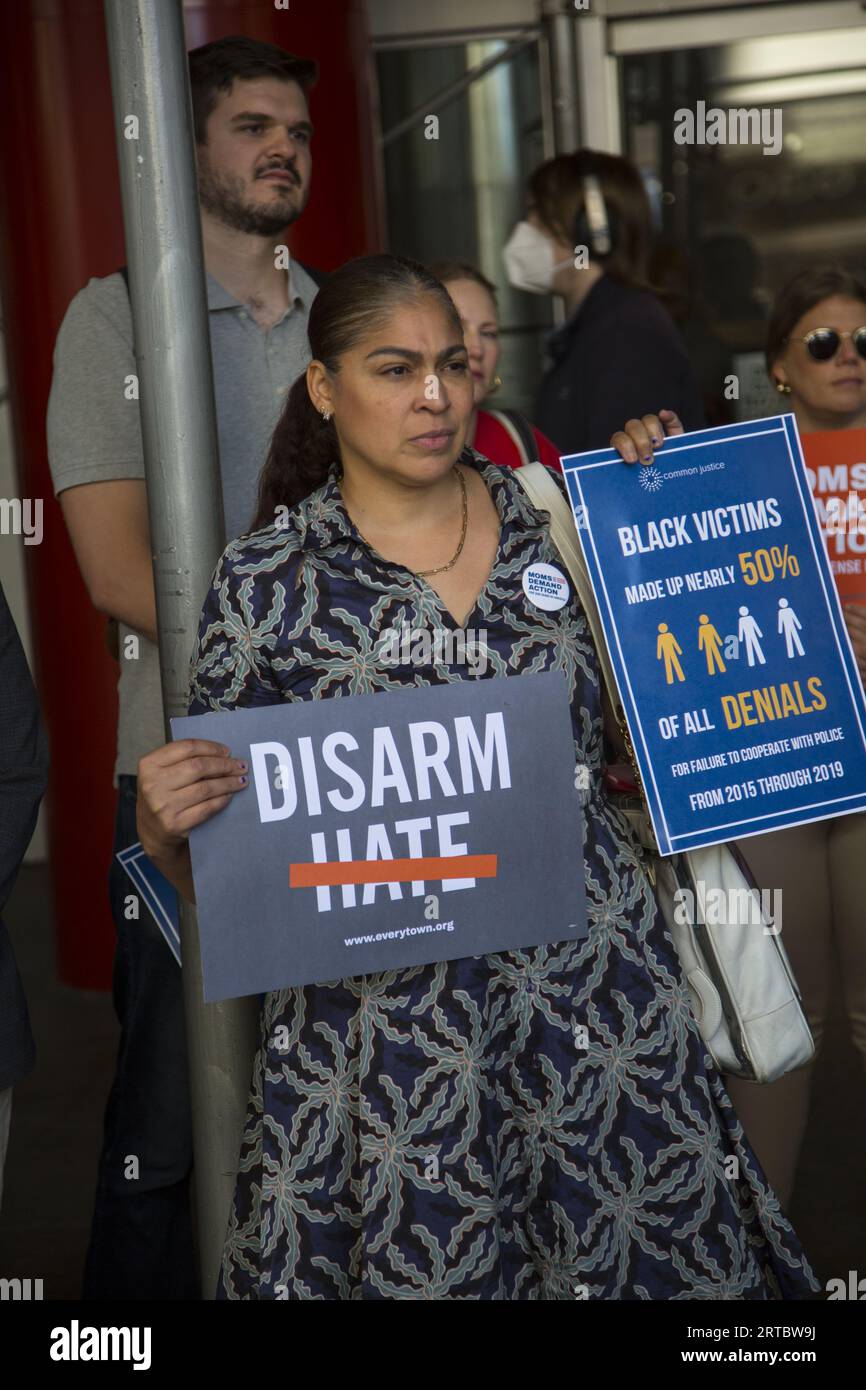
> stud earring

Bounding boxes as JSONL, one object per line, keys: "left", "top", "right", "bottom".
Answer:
{"left": 320, "top": 408, "right": 333, "bottom": 421}
{"left": 488, "top": 375, "right": 503, "bottom": 395}
{"left": 775, "top": 381, "right": 791, "bottom": 395}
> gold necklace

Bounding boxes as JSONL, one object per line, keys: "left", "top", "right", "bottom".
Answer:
{"left": 416, "top": 467, "right": 468, "bottom": 577}
{"left": 351, "top": 467, "right": 468, "bottom": 579}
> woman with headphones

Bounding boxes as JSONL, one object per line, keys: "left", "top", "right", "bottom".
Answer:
{"left": 503, "top": 149, "right": 705, "bottom": 456}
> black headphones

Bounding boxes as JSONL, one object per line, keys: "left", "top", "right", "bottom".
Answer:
{"left": 572, "top": 173, "right": 617, "bottom": 260}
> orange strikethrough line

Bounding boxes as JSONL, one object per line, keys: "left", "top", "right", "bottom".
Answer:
{"left": 289, "top": 855, "right": 498, "bottom": 888}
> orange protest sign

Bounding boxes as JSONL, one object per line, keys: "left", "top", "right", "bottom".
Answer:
{"left": 802, "top": 429, "right": 866, "bottom": 603}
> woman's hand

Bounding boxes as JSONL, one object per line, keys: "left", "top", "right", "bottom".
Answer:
{"left": 610, "top": 409, "right": 684, "bottom": 465}
{"left": 137, "top": 739, "right": 249, "bottom": 903}
{"left": 843, "top": 604, "right": 866, "bottom": 683}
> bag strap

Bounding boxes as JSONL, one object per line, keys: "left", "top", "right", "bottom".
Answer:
{"left": 487, "top": 408, "right": 540, "bottom": 468}
{"left": 516, "top": 463, "right": 618, "bottom": 697}
{"left": 516, "top": 461, "right": 650, "bottom": 802}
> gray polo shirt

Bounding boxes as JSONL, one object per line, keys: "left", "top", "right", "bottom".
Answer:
{"left": 47, "top": 261, "right": 318, "bottom": 781}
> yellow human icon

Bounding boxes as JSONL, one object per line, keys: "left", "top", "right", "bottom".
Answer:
{"left": 698, "top": 613, "right": 726, "bottom": 675}
{"left": 657, "top": 622, "right": 685, "bottom": 684}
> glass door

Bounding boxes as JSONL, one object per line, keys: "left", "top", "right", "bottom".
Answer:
{"left": 372, "top": 5, "right": 556, "bottom": 419}
{"left": 610, "top": 1, "right": 866, "bottom": 424}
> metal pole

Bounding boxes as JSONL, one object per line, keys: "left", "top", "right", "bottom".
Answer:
{"left": 541, "top": 0, "right": 581, "bottom": 154}
{"left": 103, "top": 0, "right": 258, "bottom": 1299}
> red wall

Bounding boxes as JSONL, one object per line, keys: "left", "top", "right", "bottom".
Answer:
{"left": 0, "top": 0, "right": 383, "bottom": 987}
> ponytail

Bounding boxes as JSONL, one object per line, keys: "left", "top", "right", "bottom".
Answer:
{"left": 252, "top": 373, "right": 337, "bottom": 529}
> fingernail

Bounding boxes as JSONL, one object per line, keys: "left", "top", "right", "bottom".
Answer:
{"left": 643, "top": 453, "right": 652, "bottom": 462}
{"left": 237, "top": 761, "right": 248, "bottom": 771}
{"left": 651, "top": 436, "right": 661, "bottom": 444}
{"left": 239, "top": 775, "right": 248, "bottom": 785}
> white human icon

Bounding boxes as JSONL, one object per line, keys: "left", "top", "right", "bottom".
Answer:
{"left": 737, "top": 605, "right": 766, "bottom": 666}
{"left": 777, "top": 597, "right": 804, "bottom": 658}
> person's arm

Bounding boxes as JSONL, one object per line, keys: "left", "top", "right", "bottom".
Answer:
{"left": 47, "top": 281, "right": 157, "bottom": 641}
{"left": 609, "top": 409, "right": 684, "bottom": 464}
{"left": 137, "top": 738, "right": 244, "bottom": 902}
{"left": 59, "top": 480, "right": 157, "bottom": 642}
{"left": 0, "top": 584, "right": 49, "bottom": 918}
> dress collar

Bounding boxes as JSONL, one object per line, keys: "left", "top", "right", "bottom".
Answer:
{"left": 204, "top": 267, "right": 304, "bottom": 317}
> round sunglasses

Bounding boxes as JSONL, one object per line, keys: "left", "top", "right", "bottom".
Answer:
{"left": 786, "top": 326, "right": 866, "bottom": 362}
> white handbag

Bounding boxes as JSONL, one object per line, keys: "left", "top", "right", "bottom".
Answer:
{"left": 517, "top": 461, "right": 815, "bottom": 1084}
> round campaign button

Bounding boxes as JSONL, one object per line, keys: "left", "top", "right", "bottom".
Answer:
{"left": 522, "top": 562, "right": 570, "bottom": 612}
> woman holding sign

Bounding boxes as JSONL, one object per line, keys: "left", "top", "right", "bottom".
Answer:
{"left": 720, "top": 268, "right": 866, "bottom": 1209}
{"left": 138, "top": 255, "right": 817, "bottom": 1300}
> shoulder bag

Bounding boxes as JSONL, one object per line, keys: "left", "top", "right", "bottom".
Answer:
{"left": 516, "top": 461, "right": 815, "bottom": 1084}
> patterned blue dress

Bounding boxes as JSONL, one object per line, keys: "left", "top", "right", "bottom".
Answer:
{"left": 188, "top": 452, "right": 819, "bottom": 1300}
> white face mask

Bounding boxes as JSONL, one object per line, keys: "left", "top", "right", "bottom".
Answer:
{"left": 502, "top": 220, "right": 574, "bottom": 295}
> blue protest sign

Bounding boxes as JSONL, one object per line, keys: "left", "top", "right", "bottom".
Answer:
{"left": 562, "top": 414, "right": 866, "bottom": 855}
{"left": 172, "top": 671, "right": 587, "bottom": 1002}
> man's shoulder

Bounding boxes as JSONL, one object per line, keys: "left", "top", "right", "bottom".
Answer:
{"left": 69, "top": 269, "right": 130, "bottom": 308}
{"left": 292, "top": 259, "right": 329, "bottom": 293}
{"left": 58, "top": 270, "right": 133, "bottom": 343}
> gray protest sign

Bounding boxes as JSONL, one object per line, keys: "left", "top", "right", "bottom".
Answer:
{"left": 172, "top": 671, "right": 587, "bottom": 1001}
